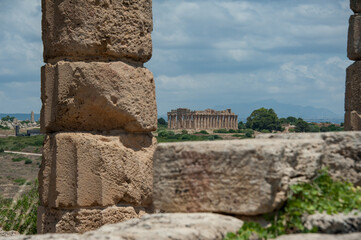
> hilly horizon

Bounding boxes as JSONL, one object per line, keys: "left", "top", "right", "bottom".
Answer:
{"left": 215, "top": 99, "right": 344, "bottom": 124}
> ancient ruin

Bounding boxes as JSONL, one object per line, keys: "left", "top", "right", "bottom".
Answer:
{"left": 345, "top": 0, "right": 361, "bottom": 130}
{"left": 38, "top": 0, "right": 156, "bottom": 234}
{"left": 167, "top": 108, "right": 238, "bottom": 130}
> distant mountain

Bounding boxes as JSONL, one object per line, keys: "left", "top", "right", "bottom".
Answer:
{"left": 0, "top": 113, "right": 40, "bottom": 121}
{"left": 214, "top": 99, "right": 344, "bottom": 124}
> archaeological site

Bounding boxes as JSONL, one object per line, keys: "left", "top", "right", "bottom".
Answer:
{"left": 4, "top": 0, "right": 361, "bottom": 240}
{"left": 167, "top": 108, "right": 238, "bottom": 130}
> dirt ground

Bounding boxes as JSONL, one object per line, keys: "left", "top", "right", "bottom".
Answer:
{"left": 0, "top": 152, "right": 41, "bottom": 199}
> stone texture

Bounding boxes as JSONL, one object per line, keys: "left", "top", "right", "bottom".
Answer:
{"left": 303, "top": 210, "right": 361, "bottom": 234}
{"left": 351, "top": 0, "right": 361, "bottom": 13}
{"left": 345, "top": 62, "right": 361, "bottom": 112}
{"left": 154, "top": 132, "right": 361, "bottom": 215}
{"left": 153, "top": 138, "right": 324, "bottom": 215}
{"left": 0, "top": 228, "right": 19, "bottom": 237}
{"left": 348, "top": 15, "right": 361, "bottom": 60}
{"left": 345, "top": 111, "right": 361, "bottom": 131}
{"left": 256, "top": 132, "right": 361, "bottom": 185}
{"left": 6, "top": 213, "right": 242, "bottom": 239}
{"left": 41, "top": 61, "right": 157, "bottom": 133}
{"left": 275, "top": 233, "right": 361, "bottom": 240}
{"left": 39, "top": 132, "right": 156, "bottom": 208}
{"left": 37, "top": 205, "right": 151, "bottom": 234}
{"left": 42, "top": 0, "right": 153, "bottom": 63}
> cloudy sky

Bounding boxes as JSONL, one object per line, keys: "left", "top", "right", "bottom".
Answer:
{"left": 0, "top": 0, "right": 352, "bottom": 118}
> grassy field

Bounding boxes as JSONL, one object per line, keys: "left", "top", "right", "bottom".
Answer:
{"left": 155, "top": 126, "right": 253, "bottom": 143}
{"left": 0, "top": 135, "right": 44, "bottom": 153}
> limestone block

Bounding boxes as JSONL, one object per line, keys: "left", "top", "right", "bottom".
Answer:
{"left": 41, "top": 61, "right": 157, "bottom": 133}
{"left": 153, "top": 139, "right": 324, "bottom": 215}
{"left": 37, "top": 205, "right": 151, "bottom": 234}
{"left": 39, "top": 132, "right": 156, "bottom": 208}
{"left": 42, "top": 0, "right": 153, "bottom": 62}
{"left": 275, "top": 233, "right": 361, "bottom": 240}
{"left": 256, "top": 132, "right": 361, "bottom": 185}
{"left": 345, "top": 62, "right": 361, "bottom": 112}
{"left": 348, "top": 15, "right": 361, "bottom": 60}
{"left": 351, "top": 0, "right": 361, "bottom": 13}
{"left": 345, "top": 111, "right": 361, "bottom": 131}
{"left": 303, "top": 210, "right": 361, "bottom": 234}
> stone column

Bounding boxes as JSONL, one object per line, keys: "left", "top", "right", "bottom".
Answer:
{"left": 39, "top": 0, "right": 156, "bottom": 234}
{"left": 168, "top": 114, "right": 171, "bottom": 129}
{"left": 346, "top": 2, "right": 361, "bottom": 130}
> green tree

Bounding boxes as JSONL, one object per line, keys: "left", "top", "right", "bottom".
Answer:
{"left": 308, "top": 123, "right": 320, "bottom": 132}
{"left": 238, "top": 121, "right": 246, "bottom": 129}
{"left": 294, "top": 118, "right": 310, "bottom": 132}
{"left": 1, "top": 115, "right": 15, "bottom": 122}
{"left": 157, "top": 117, "right": 167, "bottom": 126}
{"left": 286, "top": 116, "right": 297, "bottom": 124}
{"left": 246, "top": 108, "right": 281, "bottom": 132}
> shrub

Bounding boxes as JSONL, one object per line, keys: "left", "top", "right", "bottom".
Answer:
{"left": 214, "top": 129, "right": 228, "bottom": 134}
{"left": 12, "top": 157, "right": 29, "bottom": 162}
{"left": 24, "top": 159, "right": 32, "bottom": 164}
{"left": 225, "top": 169, "right": 361, "bottom": 240}
{"left": 0, "top": 148, "right": 4, "bottom": 153}
{"left": 181, "top": 130, "right": 188, "bottom": 135}
{"left": 228, "top": 129, "right": 236, "bottom": 133}
{"left": 261, "top": 129, "right": 271, "bottom": 133}
{"left": 213, "top": 135, "right": 222, "bottom": 140}
{"left": 198, "top": 130, "right": 209, "bottom": 134}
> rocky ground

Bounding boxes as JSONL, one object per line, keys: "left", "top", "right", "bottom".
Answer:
{"left": 0, "top": 152, "right": 41, "bottom": 199}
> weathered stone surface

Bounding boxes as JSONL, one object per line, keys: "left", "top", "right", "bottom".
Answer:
{"left": 348, "top": 15, "right": 361, "bottom": 60}
{"left": 7, "top": 213, "right": 242, "bottom": 239}
{"left": 345, "top": 111, "right": 361, "bottom": 131}
{"left": 41, "top": 61, "right": 157, "bottom": 133}
{"left": 42, "top": 0, "right": 153, "bottom": 63}
{"left": 153, "top": 139, "right": 324, "bottom": 215}
{"left": 256, "top": 132, "right": 361, "bottom": 185}
{"left": 303, "top": 210, "right": 361, "bottom": 234}
{"left": 345, "top": 62, "right": 361, "bottom": 112}
{"left": 351, "top": 0, "right": 361, "bottom": 13}
{"left": 0, "top": 228, "right": 19, "bottom": 237}
{"left": 275, "top": 233, "right": 361, "bottom": 240}
{"left": 39, "top": 132, "right": 156, "bottom": 208}
{"left": 37, "top": 205, "right": 151, "bottom": 234}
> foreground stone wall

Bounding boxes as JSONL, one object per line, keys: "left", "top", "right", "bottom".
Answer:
{"left": 346, "top": 1, "right": 361, "bottom": 130}
{"left": 153, "top": 132, "right": 361, "bottom": 215}
{"left": 38, "top": 0, "right": 156, "bottom": 233}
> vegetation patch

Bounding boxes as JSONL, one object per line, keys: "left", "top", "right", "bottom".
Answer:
{"left": 0, "top": 135, "right": 44, "bottom": 152}
{"left": 0, "top": 180, "right": 38, "bottom": 235}
{"left": 225, "top": 169, "right": 361, "bottom": 240}
{"left": 12, "top": 157, "right": 30, "bottom": 163}
{"left": 156, "top": 130, "right": 223, "bottom": 143}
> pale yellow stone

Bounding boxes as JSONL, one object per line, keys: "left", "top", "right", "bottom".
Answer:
{"left": 42, "top": 0, "right": 153, "bottom": 62}
{"left": 348, "top": 15, "right": 361, "bottom": 60}
{"left": 37, "top": 205, "right": 151, "bottom": 234}
{"left": 39, "top": 132, "right": 156, "bottom": 208}
{"left": 153, "top": 139, "right": 324, "bottom": 215}
{"left": 41, "top": 61, "right": 157, "bottom": 133}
